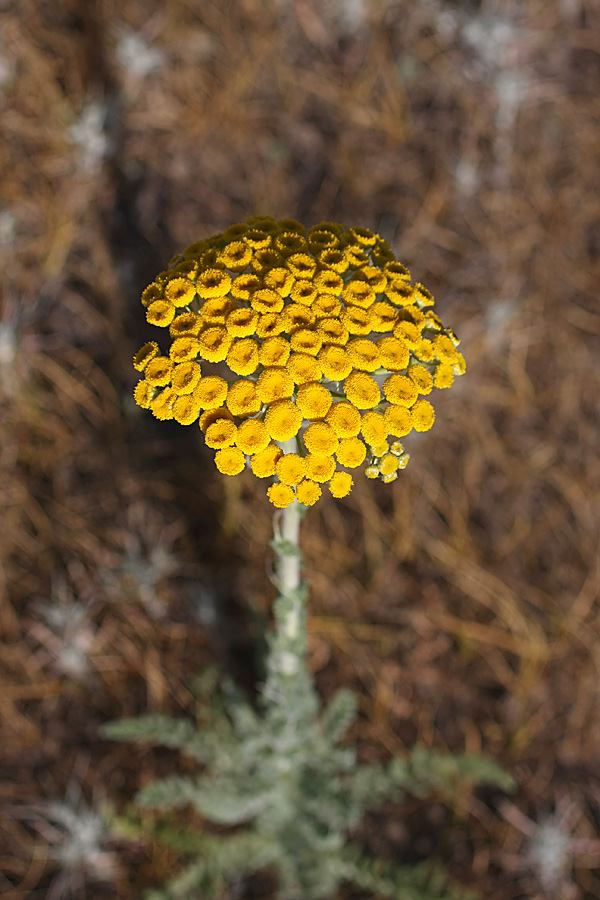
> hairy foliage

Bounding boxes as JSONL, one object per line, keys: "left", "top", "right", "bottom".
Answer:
{"left": 102, "top": 668, "right": 513, "bottom": 900}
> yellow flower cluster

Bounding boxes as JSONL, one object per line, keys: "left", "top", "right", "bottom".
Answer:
{"left": 133, "top": 217, "right": 465, "bottom": 507}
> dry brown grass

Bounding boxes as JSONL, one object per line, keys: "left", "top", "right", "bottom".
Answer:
{"left": 1, "top": 0, "right": 599, "bottom": 897}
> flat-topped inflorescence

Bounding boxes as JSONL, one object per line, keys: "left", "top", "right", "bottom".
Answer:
{"left": 133, "top": 217, "right": 465, "bottom": 507}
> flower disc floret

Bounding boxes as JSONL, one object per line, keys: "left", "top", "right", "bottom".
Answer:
{"left": 227, "top": 380, "right": 262, "bottom": 417}
{"left": 165, "top": 277, "right": 196, "bottom": 308}
{"left": 231, "top": 274, "right": 261, "bottom": 301}
{"left": 408, "top": 365, "right": 433, "bottom": 394}
{"left": 147, "top": 300, "right": 176, "bottom": 327}
{"left": 361, "top": 411, "right": 387, "bottom": 448}
{"left": 218, "top": 240, "right": 252, "bottom": 270}
{"left": 134, "top": 380, "right": 154, "bottom": 408}
{"left": 225, "top": 308, "right": 259, "bottom": 338}
{"left": 290, "top": 281, "right": 318, "bottom": 306}
{"left": 170, "top": 336, "right": 200, "bottom": 363}
{"left": 340, "top": 307, "right": 371, "bottom": 336}
{"left": 199, "top": 407, "right": 233, "bottom": 432}
{"left": 326, "top": 402, "right": 362, "bottom": 437}
{"left": 411, "top": 399, "right": 435, "bottom": 432}
{"left": 145, "top": 357, "right": 174, "bottom": 386}
{"left": 286, "top": 253, "right": 317, "bottom": 279}
{"left": 319, "top": 345, "right": 352, "bottom": 381}
{"left": 251, "top": 288, "right": 284, "bottom": 315}
{"left": 133, "top": 342, "right": 160, "bottom": 372}
{"left": 259, "top": 336, "right": 290, "bottom": 368}
{"left": 267, "top": 483, "right": 295, "bottom": 508}
{"left": 344, "top": 372, "right": 380, "bottom": 409}
{"left": 151, "top": 388, "right": 176, "bottom": 420}
{"left": 380, "top": 453, "right": 400, "bottom": 476}
{"left": 263, "top": 267, "right": 294, "bottom": 297}
{"left": 250, "top": 444, "right": 282, "bottom": 477}
{"left": 377, "top": 336, "right": 409, "bottom": 371}
{"left": 296, "top": 382, "right": 333, "bottom": 419}
{"left": 253, "top": 313, "right": 283, "bottom": 338}
{"left": 173, "top": 395, "right": 201, "bottom": 425}
{"left": 286, "top": 352, "right": 322, "bottom": 384}
{"left": 329, "top": 471, "right": 353, "bottom": 498}
{"left": 226, "top": 338, "right": 260, "bottom": 375}
{"left": 256, "top": 367, "right": 294, "bottom": 404}
{"left": 198, "top": 327, "right": 233, "bottom": 362}
{"left": 172, "top": 361, "right": 202, "bottom": 394}
{"left": 313, "top": 294, "right": 341, "bottom": 320}
{"left": 383, "top": 374, "right": 418, "bottom": 407}
{"left": 434, "top": 364, "right": 455, "bottom": 389}
{"left": 369, "top": 301, "right": 398, "bottom": 333}
{"left": 170, "top": 312, "right": 203, "bottom": 338}
{"left": 318, "top": 319, "right": 349, "bottom": 346}
{"left": 347, "top": 339, "right": 381, "bottom": 372}
{"left": 342, "top": 281, "right": 375, "bottom": 309}
{"left": 202, "top": 297, "right": 237, "bottom": 325}
{"left": 264, "top": 400, "right": 302, "bottom": 441}
{"left": 194, "top": 375, "right": 228, "bottom": 409}
{"left": 196, "top": 269, "right": 232, "bottom": 299}
{"left": 276, "top": 453, "right": 306, "bottom": 486}
{"left": 383, "top": 405, "right": 413, "bottom": 437}
{"left": 296, "top": 480, "right": 322, "bottom": 506}
{"left": 336, "top": 437, "right": 366, "bottom": 469}
{"left": 303, "top": 422, "right": 338, "bottom": 455}
{"left": 214, "top": 446, "right": 246, "bottom": 475}
{"left": 290, "top": 329, "right": 322, "bottom": 356}
{"left": 235, "top": 419, "right": 270, "bottom": 455}
{"left": 205, "top": 418, "right": 237, "bottom": 448}
{"left": 304, "top": 453, "right": 336, "bottom": 483}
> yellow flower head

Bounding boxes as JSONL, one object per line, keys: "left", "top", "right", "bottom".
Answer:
{"left": 134, "top": 379, "right": 154, "bottom": 409}
{"left": 296, "top": 479, "right": 322, "bottom": 506}
{"left": 336, "top": 437, "right": 366, "bottom": 469}
{"left": 304, "top": 421, "right": 338, "bottom": 455}
{"left": 344, "top": 372, "right": 380, "bottom": 409}
{"left": 304, "top": 453, "right": 336, "bottom": 483}
{"left": 196, "top": 269, "right": 232, "bottom": 299}
{"left": 214, "top": 446, "right": 246, "bottom": 475}
{"left": 226, "top": 338, "right": 260, "bottom": 376}
{"left": 145, "top": 356, "right": 174, "bottom": 387}
{"left": 326, "top": 401, "right": 362, "bottom": 437}
{"left": 236, "top": 419, "right": 270, "bottom": 455}
{"left": 165, "top": 277, "right": 197, "bottom": 308}
{"left": 172, "top": 361, "right": 202, "bottom": 395}
{"left": 259, "top": 336, "right": 291, "bottom": 368}
{"left": 296, "top": 381, "right": 333, "bottom": 419}
{"left": 319, "top": 345, "right": 352, "bottom": 381}
{"left": 251, "top": 444, "right": 283, "bottom": 477}
{"left": 170, "top": 312, "right": 203, "bottom": 338}
{"left": 135, "top": 218, "right": 464, "bottom": 505}
{"left": 329, "top": 471, "right": 353, "bottom": 498}
{"left": 267, "top": 482, "right": 295, "bottom": 508}
{"left": 226, "top": 307, "right": 259, "bottom": 338}
{"left": 286, "top": 352, "right": 322, "bottom": 385}
{"left": 264, "top": 399, "right": 303, "bottom": 441}
{"left": 276, "top": 453, "right": 306, "bottom": 486}
{"left": 146, "top": 300, "right": 176, "bottom": 327}
{"left": 194, "top": 375, "right": 228, "bottom": 410}
{"left": 205, "top": 418, "right": 237, "bottom": 449}
{"left": 173, "top": 395, "right": 202, "bottom": 426}
{"left": 133, "top": 341, "right": 160, "bottom": 372}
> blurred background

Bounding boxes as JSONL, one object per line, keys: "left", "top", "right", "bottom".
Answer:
{"left": 1, "top": 1, "right": 599, "bottom": 898}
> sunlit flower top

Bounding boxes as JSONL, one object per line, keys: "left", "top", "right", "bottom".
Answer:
{"left": 133, "top": 217, "right": 465, "bottom": 508}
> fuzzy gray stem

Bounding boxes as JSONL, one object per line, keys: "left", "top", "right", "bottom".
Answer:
{"left": 262, "top": 441, "right": 317, "bottom": 719}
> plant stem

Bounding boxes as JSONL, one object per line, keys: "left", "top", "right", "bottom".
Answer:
{"left": 262, "top": 440, "right": 317, "bottom": 721}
